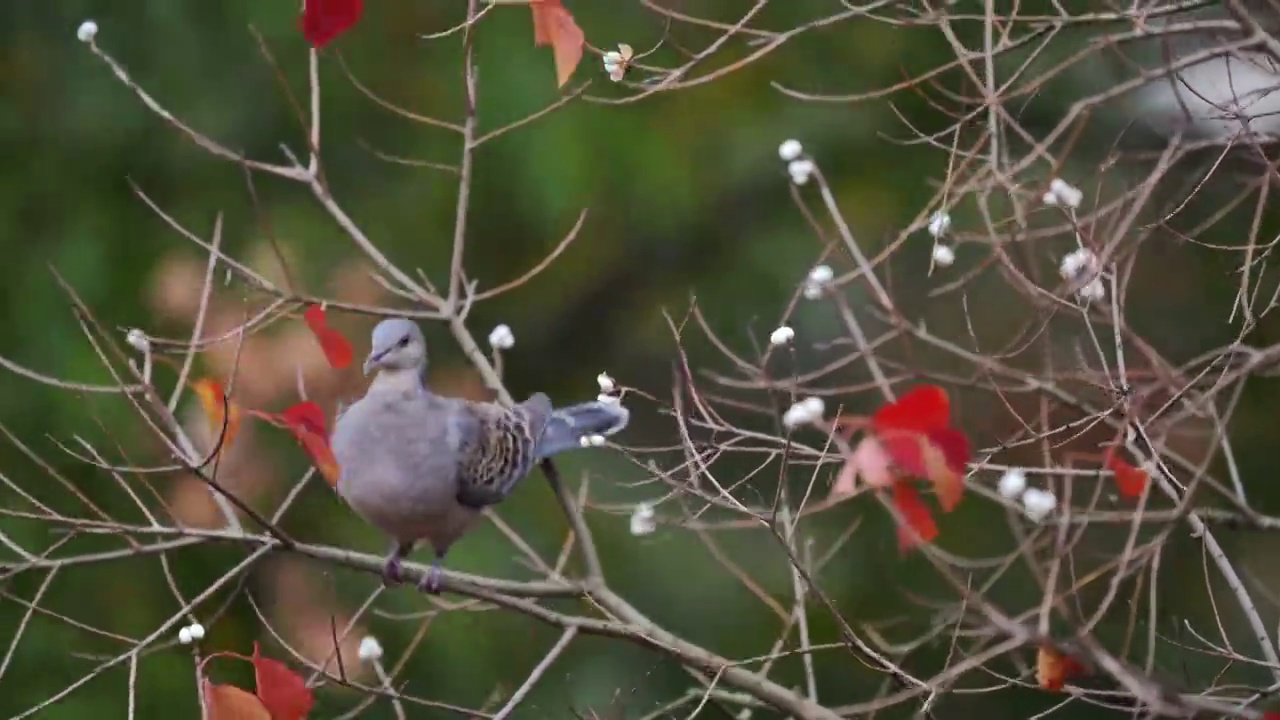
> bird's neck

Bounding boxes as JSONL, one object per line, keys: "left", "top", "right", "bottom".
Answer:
{"left": 369, "top": 367, "right": 425, "bottom": 396}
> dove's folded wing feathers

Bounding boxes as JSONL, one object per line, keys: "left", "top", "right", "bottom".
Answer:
{"left": 453, "top": 393, "right": 553, "bottom": 508}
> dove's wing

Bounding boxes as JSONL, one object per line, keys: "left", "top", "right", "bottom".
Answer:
{"left": 452, "top": 393, "right": 553, "bottom": 509}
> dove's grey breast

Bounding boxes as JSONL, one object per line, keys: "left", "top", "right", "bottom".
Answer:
{"left": 331, "top": 385, "right": 481, "bottom": 553}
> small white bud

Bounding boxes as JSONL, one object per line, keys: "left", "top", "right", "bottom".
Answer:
{"left": 997, "top": 468, "right": 1027, "bottom": 499}
{"left": 778, "top": 139, "right": 804, "bottom": 162}
{"left": 178, "top": 626, "right": 193, "bottom": 645}
{"left": 787, "top": 159, "right": 815, "bottom": 185}
{"left": 597, "top": 372, "right": 616, "bottom": 393}
{"left": 1077, "top": 277, "right": 1106, "bottom": 303}
{"left": 782, "top": 396, "right": 825, "bottom": 428}
{"left": 487, "top": 324, "right": 515, "bottom": 351}
{"left": 769, "top": 325, "right": 795, "bottom": 346}
{"left": 125, "top": 328, "right": 151, "bottom": 353}
{"left": 1021, "top": 488, "right": 1058, "bottom": 522}
{"left": 187, "top": 623, "right": 205, "bottom": 640}
{"left": 629, "top": 502, "right": 656, "bottom": 536}
{"left": 931, "top": 244, "right": 955, "bottom": 267}
{"left": 1043, "top": 178, "right": 1083, "bottom": 209}
{"left": 1059, "top": 248, "right": 1097, "bottom": 281}
{"left": 358, "top": 635, "right": 384, "bottom": 662}
{"left": 807, "top": 264, "right": 834, "bottom": 286}
{"left": 588, "top": 434, "right": 606, "bottom": 447}
{"left": 77, "top": 20, "right": 98, "bottom": 43}
{"left": 802, "top": 284, "right": 824, "bottom": 300}
{"left": 603, "top": 51, "right": 624, "bottom": 66}
{"left": 927, "top": 211, "right": 952, "bottom": 238}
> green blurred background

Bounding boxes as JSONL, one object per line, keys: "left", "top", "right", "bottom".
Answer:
{"left": 3, "top": 1, "right": 1280, "bottom": 718}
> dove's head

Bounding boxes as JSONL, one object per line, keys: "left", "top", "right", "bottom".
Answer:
{"left": 364, "top": 318, "right": 426, "bottom": 376}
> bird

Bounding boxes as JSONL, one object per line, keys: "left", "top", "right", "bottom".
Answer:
{"left": 330, "top": 318, "right": 630, "bottom": 594}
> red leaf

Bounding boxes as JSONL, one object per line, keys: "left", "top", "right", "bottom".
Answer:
{"left": 1036, "top": 644, "right": 1085, "bottom": 691}
{"left": 281, "top": 402, "right": 341, "bottom": 488}
{"left": 205, "top": 681, "right": 272, "bottom": 720}
{"left": 869, "top": 386, "right": 971, "bottom": 513}
{"left": 301, "top": 305, "right": 354, "bottom": 369}
{"left": 300, "top": 0, "right": 363, "bottom": 49}
{"left": 927, "top": 427, "right": 970, "bottom": 476}
{"left": 253, "top": 643, "right": 314, "bottom": 720}
{"left": 282, "top": 401, "right": 328, "bottom": 439}
{"left": 530, "top": 0, "right": 584, "bottom": 88}
{"left": 892, "top": 480, "right": 938, "bottom": 551}
{"left": 1104, "top": 450, "right": 1148, "bottom": 499}
{"left": 872, "top": 385, "right": 951, "bottom": 433}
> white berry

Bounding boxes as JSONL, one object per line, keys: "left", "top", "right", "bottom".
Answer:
{"left": 997, "top": 469, "right": 1027, "bottom": 499}
{"left": 487, "top": 324, "right": 515, "bottom": 351}
{"left": 358, "top": 636, "right": 384, "bottom": 662}
{"left": 77, "top": 20, "right": 98, "bottom": 43}
{"left": 931, "top": 244, "right": 955, "bottom": 267}
{"left": 778, "top": 139, "right": 803, "bottom": 161}
{"left": 1021, "top": 488, "right": 1058, "bottom": 522}
{"left": 629, "top": 502, "right": 656, "bottom": 536}
{"left": 782, "top": 397, "right": 825, "bottom": 428}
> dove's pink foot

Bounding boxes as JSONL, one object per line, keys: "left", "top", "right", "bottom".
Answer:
{"left": 417, "top": 558, "right": 444, "bottom": 595}
{"left": 381, "top": 542, "right": 413, "bottom": 586}
{"left": 381, "top": 556, "right": 406, "bottom": 586}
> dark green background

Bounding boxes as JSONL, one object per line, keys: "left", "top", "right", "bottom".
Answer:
{"left": 2, "top": 1, "right": 1279, "bottom": 718}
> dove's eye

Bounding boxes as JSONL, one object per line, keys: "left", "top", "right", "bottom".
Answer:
{"left": 396, "top": 337, "right": 410, "bottom": 348}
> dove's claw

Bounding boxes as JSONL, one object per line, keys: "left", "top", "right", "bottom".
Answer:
{"left": 418, "top": 559, "right": 444, "bottom": 595}
{"left": 381, "top": 556, "right": 406, "bottom": 586}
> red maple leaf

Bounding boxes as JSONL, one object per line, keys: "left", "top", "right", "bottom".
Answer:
{"left": 530, "top": 0, "right": 584, "bottom": 87}
{"left": 1103, "top": 449, "right": 1148, "bottom": 499}
{"left": 870, "top": 385, "right": 970, "bottom": 512}
{"left": 892, "top": 480, "right": 939, "bottom": 550}
{"left": 828, "top": 385, "right": 972, "bottom": 551}
{"left": 247, "top": 402, "right": 341, "bottom": 488}
{"left": 302, "top": 305, "right": 354, "bottom": 370}
{"left": 300, "top": 0, "right": 363, "bottom": 49}
{"left": 253, "top": 643, "right": 314, "bottom": 720}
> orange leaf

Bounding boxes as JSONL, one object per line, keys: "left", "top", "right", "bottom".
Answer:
{"left": 205, "top": 681, "right": 272, "bottom": 720}
{"left": 193, "top": 379, "right": 242, "bottom": 452}
{"left": 253, "top": 643, "right": 314, "bottom": 720}
{"left": 302, "top": 305, "right": 354, "bottom": 370}
{"left": 1104, "top": 450, "right": 1147, "bottom": 499}
{"left": 832, "top": 435, "right": 895, "bottom": 499}
{"left": 892, "top": 480, "right": 938, "bottom": 551}
{"left": 919, "top": 448, "right": 963, "bottom": 513}
{"left": 872, "top": 385, "right": 951, "bottom": 433}
{"left": 1036, "top": 644, "right": 1084, "bottom": 691}
{"left": 530, "top": 0, "right": 584, "bottom": 87}
{"left": 921, "top": 429, "right": 970, "bottom": 512}
{"left": 281, "top": 402, "right": 341, "bottom": 488}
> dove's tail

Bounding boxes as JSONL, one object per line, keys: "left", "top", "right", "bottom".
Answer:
{"left": 536, "top": 400, "right": 630, "bottom": 459}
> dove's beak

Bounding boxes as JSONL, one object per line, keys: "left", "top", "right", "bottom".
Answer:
{"left": 362, "top": 350, "right": 386, "bottom": 376}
